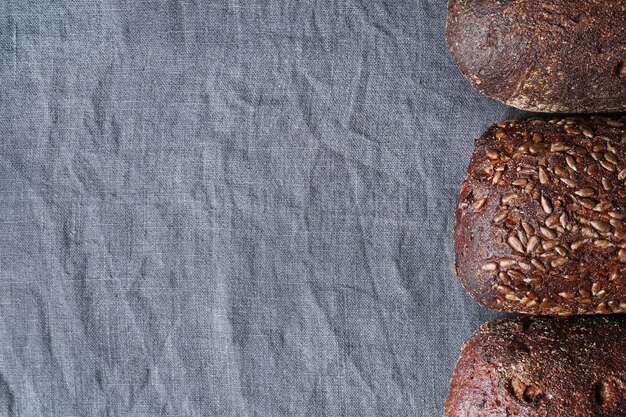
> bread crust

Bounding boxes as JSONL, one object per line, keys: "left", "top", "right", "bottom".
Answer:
{"left": 454, "top": 116, "right": 626, "bottom": 315}
{"left": 444, "top": 316, "right": 626, "bottom": 417}
{"left": 445, "top": 0, "right": 626, "bottom": 113}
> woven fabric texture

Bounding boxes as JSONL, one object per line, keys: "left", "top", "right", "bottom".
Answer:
{"left": 0, "top": 1, "right": 528, "bottom": 415}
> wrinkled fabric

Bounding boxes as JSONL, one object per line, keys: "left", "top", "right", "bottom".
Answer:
{"left": 0, "top": 1, "right": 528, "bottom": 416}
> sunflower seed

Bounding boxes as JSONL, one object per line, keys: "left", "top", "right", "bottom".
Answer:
{"left": 530, "top": 259, "right": 545, "bottom": 272}
{"left": 575, "top": 188, "right": 595, "bottom": 197}
{"left": 554, "top": 166, "right": 569, "bottom": 177}
{"left": 499, "top": 258, "right": 517, "bottom": 268}
{"left": 486, "top": 149, "right": 500, "bottom": 159}
{"left": 565, "top": 155, "right": 577, "bottom": 171}
{"left": 558, "top": 292, "right": 575, "bottom": 299}
{"left": 474, "top": 196, "right": 488, "bottom": 210}
{"left": 591, "top": 220, "right": 611, "bottom": 233}
{"left": 554, "top": 246, "right": 567, "bottom": 256}
{"left": 607, "top": 119, "right": 624, "bottom": 127}
{"left": 564, "top": 127, "right": 581, "bottom": 135}
{"left": 505, "top": 293, "right": 518, "bottom": 301}
{"left": 579, "top": 198, "right": 597, "bottom": 209}
{"left": 550, "top": 143, "right": 569, "bottom": 152}
{"left": 574, "top": 146, "right": 588, "bottom": 156}
{"left": 493, "top": 209, "right": 509, "bottom": 224}
{"left": 532, "top": 133, "right": 543, "bottom": 142}
{"left": 496, "top": 285, "right": 513, "bottom": 294}
{"left": 521, "top": 220, "right": 535, "bottom": 235}
{"left": 602, "top": 178, "right": 612, "bottom": 191}
{"left": 580, "top": 125, "right": 594, "bottom": 138}
{"left": 620, "top": 249, "right": 626, "bottom": 261}
{"left": 517, "top": 230, "right": 528, "bottom": 246}
{"left": 605, "top": 152, "right": 618, "bottom": 164}
{"left": 492, "top": 170, "right": 503, "bottom": 185}
{"left": 600, "top": 160, "right": 616, "bottom": 171}
{"left": 529, "top": 143, "right": 545, "bottom": 154}
{"left": 538, "top": 167, "right": 549, "bottom": 184}
{"left": 594, "top": 239, "right": 613, "bottom": 248}
{"left": 540, "top": 227, "right": 557, "bottom": 240}
{"left": 482, "top": 262, "right": 498, "bottom": 271}
{"left": 559, "top": 177, "right": 576, "bottom": 187}
{"left": 512, "top": 179, "right": 528, "bottom": 187}
{"left": 591, "top": 152, "right": 602, "bottom": 161}
{"left": 507, "top": 235, "right": 525, "bottom": 254}
{"left": 592, "top": 282, "right": 601, "bottom": 295}
{"left": 501, "top": 193, "right": 517, "bottom": 204}
{"left": 540, "top": 195, "right": 553, "bottom": 214}
{"left": 507, "top": 269, "right": 524, "bottom": 280}
{"left": 618, "top": 169, "right": 626, "bottom": 181}
{"left": 582, "top": 227, "right": 599, "bottom": 238}
{"left": 545, "top": 214, "right": 559, "bottom": 228}
{"left": 587, "top": 163, "right": 599, "bottom": 176}
{"left": 559, "top": 213, "right": 568, "bottom": 228}
{"left": 551, "top": 257, "right": 568, "bottom": 267}
{"left": 517, "top": 261, "right": 533, "bottom": 272}
{"left": 542, "top": 240, "right": 557, "bottom": 251}
{"left": 571, "top": 240, "right": 587, "bottom": 250}
{"left": 522, "top": 291, "right": 537, "bottom": 301}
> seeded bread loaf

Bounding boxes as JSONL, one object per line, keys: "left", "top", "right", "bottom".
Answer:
{"left": 444, "top": 316, "right": 626, "bottom": 417}
{"left": 445, "top": 0, "right": 626, "bottom": 113}
{"left": 454, "top": 115, "right": 626, "bottom": 315}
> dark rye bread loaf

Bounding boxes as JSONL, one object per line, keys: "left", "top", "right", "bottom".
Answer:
{"left": 445, "top": 0, "right": 626, "bottom": 113}
{"left": 454, "top": 116, "right": 626, "bottom": 315}
{"left": 444, "top": 316, "right": 626, "bottom": 417}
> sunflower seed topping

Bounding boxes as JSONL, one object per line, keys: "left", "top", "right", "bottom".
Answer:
{"left": 541, "top": 195, "right": 553, "bottom": 214}
{"left": 474, "top": 196, "right": 488, "bottom": 210}
{"left": 482, "top": 262, "right": 498, "bottom": 271}
{"left": 540, "top": 227, "right": 557, "bottom": 240}
{"left": 507, "top": 235, "right": 525, "bottom": 254}
{"left": 590, "top": 220, "right": 611, "bottom": 233}
{"left": 575, "top": 188, "right": 595, "bottom": 197}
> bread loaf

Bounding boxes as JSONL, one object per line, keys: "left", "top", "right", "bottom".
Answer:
{"left": 444, "top": 316, "right": 626, "bottom": 417}
{"left": 454, "top": 116, "right": 626, "bottom": 315}
{"left": 445, "top": 0, "right": 626, "bottom": 113}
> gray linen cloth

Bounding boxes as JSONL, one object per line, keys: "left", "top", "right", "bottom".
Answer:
{"left": 0, "top": 0, "right": 528, "bottom": 415}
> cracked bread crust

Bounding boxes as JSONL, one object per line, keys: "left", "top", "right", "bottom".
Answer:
{"left": 445, "top": 0, "right": 626, "bottom": 113}
{"left": 444, "top": 316, "right": 626, "bottom": 417}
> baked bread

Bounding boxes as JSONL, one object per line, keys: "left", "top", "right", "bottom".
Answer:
{"left": 445, "top": 0, "right": 626, "bottom": 113}
{"left": 455, "top": 116, "right": 626, "bottom": 315}
{"left": 444, "top": 316, "right": 626, "bottom": 417}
